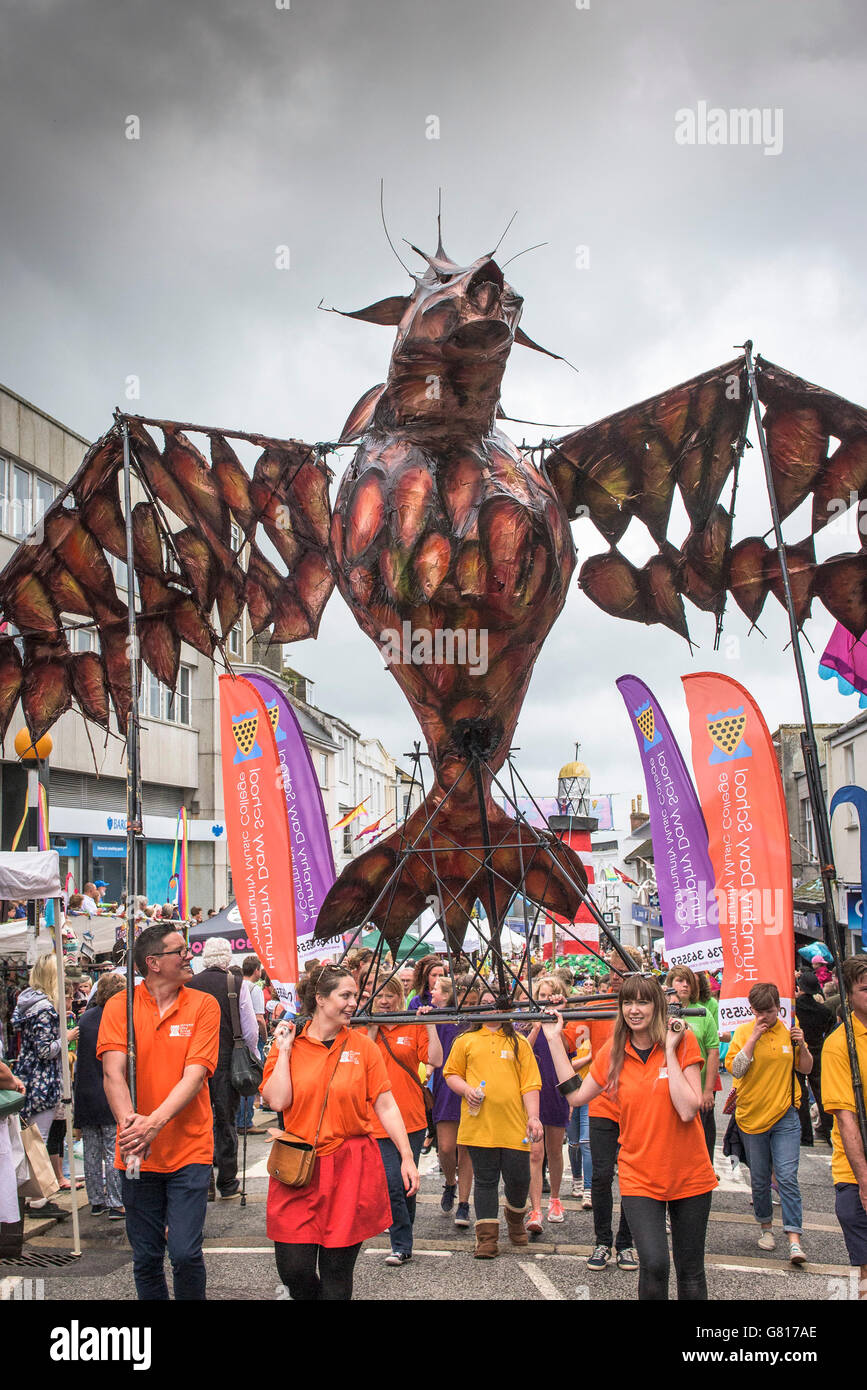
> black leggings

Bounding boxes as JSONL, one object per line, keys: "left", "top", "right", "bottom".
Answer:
{"left": 466, "top": 1146, "right": 530, "bottom": 1220}
{"left": 274, "top": 1241, "right": 362, "bottom": 1301}
{"left": 620, "top": 1191, "right": 713, "bottom": 1301}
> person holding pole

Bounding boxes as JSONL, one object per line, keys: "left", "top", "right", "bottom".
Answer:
{"left": 98, "top": 922, "right": 220, "bottom": 1300}
{"left": 261, "top": 964, "right": 414, "bottom": 1301}
{"left": 821, "top": 954, "right": 867, "bottom": 1299}
{"left": 365, "top": 973, "right": 442, "bottom": 1266}
{"left": 542, "top": 974, "right": 717, "bottom": 1300}
{"left": 443, "top": 1012, "right": 543, "bottom": 1258}
{"left": 725, "top": 981, "right": 813, "bottom": 1265}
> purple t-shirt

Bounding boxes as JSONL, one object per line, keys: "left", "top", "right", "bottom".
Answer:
{"left": 431, "top": 1019, "right": 462, "bottom": 1124}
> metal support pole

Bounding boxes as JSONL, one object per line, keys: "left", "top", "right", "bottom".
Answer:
{"left": 743, "top": 341, "right": 867, "bottom": 1153}
{"left": 471, "top": 752, "right": 508, "bottom": 1003}
{"left": 119, "top": 416, "right": 143, "bottom": 1169}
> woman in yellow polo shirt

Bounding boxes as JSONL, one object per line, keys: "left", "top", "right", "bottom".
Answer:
{"left": 444, "top": 1017, "right": 542, "bottom": 1258}
{"left": 725, "top": 981, "right": 813, "bottom": 1266}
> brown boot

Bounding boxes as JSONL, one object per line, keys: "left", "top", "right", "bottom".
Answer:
{"left": 473, "top": 1219, "right": 500, "bottom": 1258}
{"left": 504, "top": 1201, "right": 530, "bottom": 1246}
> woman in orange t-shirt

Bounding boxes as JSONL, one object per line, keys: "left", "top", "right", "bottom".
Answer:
{"left": 543, "top": 974, "right": 717, "bottom": 1301}
{"left": 366, "top": 974, "right": 443, "bottom": 1267}
{"left": 261, "top": 965, "right": 418, "bottom": 1301}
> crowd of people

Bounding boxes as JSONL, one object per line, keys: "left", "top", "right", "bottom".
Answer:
{"left": 1, "top": 929, "right": 866, "bottom": 1306}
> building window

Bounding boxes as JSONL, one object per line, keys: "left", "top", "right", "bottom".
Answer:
{"left": 139, "top": 664, "right": 192, "bottom": 726}
{"left": 228, "top": 624, "right": 242, "bottom": 657}
{"left": 799, "top": 797, "right": 815, "bottom": 860}
{"left": 166, "top": 665, "right": 191, "bottom": 725}
{"left": 0, "top": 458, "right": 60, "bottom": 539}
{"left": 319, "top": 754, "right": 328, "bottom": 789}
{"left": 343, "top": 821, "right": 353, "bottom": 856}
{"left": 844, "top": 743, "right": 856, "bottom": 784}
{"left": 230, "top": 521, "right": 243, "bottom": 554}
{"left": 338, "top": 734, "right": 350, "bottom": 784}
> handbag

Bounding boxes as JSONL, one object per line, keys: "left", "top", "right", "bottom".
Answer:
{"left": 226, "top": 969, "right": 265, "bottom": 1098}
{"left": 377, "top": 1025, "right": 434, "bottom": 1123}
{"left": 19, "top": 1119, "right": 59, "bottom": 1200}
{"left": 266, "top": 1039, "right": 344, "bottom": 1188}
{"left": 0, "top": 1089, "right": 26, "bottom": 1120}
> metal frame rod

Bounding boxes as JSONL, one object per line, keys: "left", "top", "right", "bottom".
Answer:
{"left": 743, "top": 340, "right": 867, "bottom": 1153}
{"left": 119, "top": 415, "right": 142, "bottom": 1118}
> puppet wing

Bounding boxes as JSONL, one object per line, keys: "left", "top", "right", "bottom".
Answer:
{"left": 542, "top": 355, "right": 867, "bottom": 644}
{"left": 0, "top": 417, "right": 335, "bottom": 743}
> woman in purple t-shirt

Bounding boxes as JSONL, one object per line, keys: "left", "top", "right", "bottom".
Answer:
{"left": 430, "top": 975, "right": 475, "bottom": 1227}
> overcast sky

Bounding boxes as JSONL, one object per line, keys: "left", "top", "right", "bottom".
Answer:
{"left": 3, "top": 0, "right": 867, "bottom": 830}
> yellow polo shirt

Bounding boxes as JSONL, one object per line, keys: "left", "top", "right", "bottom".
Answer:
{"left": 821, "top": 1016, "right": 867, "bottom": 1186}
{"left": 725, "top": 1018, "right": 801, "bottom": 1135}
{"left": 444, "top": 1027, "right": 541, "bottom": 1150}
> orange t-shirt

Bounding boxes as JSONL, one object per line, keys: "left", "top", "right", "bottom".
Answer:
{"left": 587, "top": 1016, "right": 619, "bottom": 1121}
{"left": 97, "top": 983, "right": 220, "bottom": 1173}
{"left": 368, "top": 1023, "right": 430, "bottom": 1139}
{"left": 261, "top": 1024, "right": 391, "bottom": 1156}
{"left": 590, "top": 1032, "right": 718, "bottom": 1201}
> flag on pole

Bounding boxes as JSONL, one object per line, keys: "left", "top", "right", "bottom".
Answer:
{"left": 330, "top": 798, "right": 369, "bottom": 833}
{"left": 219, "top": 674, "right": 299, "bottom": 1011}
{"left": 355, "top": 810, "right": 394, "bottom": 840}
{"left": 617, "top": 674, "right": 722, "bottom": 973}
{"left": 682, "top": 672, "right": 795, "bottom": 1030}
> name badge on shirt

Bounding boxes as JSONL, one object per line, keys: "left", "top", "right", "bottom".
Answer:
{"left": 658, "top": 1067, "right": 669, "bottom": 1079}
{"left": 782, "top": 1046, "right": 791, "bottom": 1055}
{"left": 169, "top": 1023, "right": 193, "bottom": 1038}
{"left": 500, "top": 1050, "right": 511, "bottom": 1059}
{"left": 340, "top": 1049, "right": 361, "bottom": 1064}
{"left": 396, "top": 1036, "right": 412, "bottom": 1046}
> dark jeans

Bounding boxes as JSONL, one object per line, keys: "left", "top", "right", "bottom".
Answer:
{"left": 621, "top": 1190, "right": 713, "bottom": 1300}
{"left": 209, "top": 1067, "right": 240, "bottom": 1192}
{"left": 700, "top": 1104, "right": 716, "bottom": 1160}
{"left": 274, "top": 1240, "right": 362, "bottom": 1301}
{"left": 799, "top": 1056, "right": 831, "bottom": 1143}
{"left": 121, "top": 1163, "right": 211, "bottom": 1300}
{"left": 466, "top": 1145, "right": 530, "bottom": 1220}
{"left": 377, "top": 1127, "right": 426, "bottom": 1255}
{"left": 589, "top": 1117, "right": 633, "bottom": 1251}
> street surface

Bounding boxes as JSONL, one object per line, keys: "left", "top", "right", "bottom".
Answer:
{"left": 2, "top": 1095, "right": 856, "bottom": 1304}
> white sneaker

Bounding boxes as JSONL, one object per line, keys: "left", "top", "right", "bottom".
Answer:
{"left": 571, "top": 1181, "right": 584, "bottom": 1198}
{"left": 757, "top": 1230, "right": 776, "bottom": 1251}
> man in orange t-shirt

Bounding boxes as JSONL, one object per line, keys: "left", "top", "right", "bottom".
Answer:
{"left": 585, "top": 971, "right": 636, "bottom": 1270}
{"left": 98, "top": 923, "right": 220, "bottom": 1301}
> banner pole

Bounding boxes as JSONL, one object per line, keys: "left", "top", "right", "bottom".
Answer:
{"left": 743, "top": 341, "right": 867, "bottom": 1152}
{"left": 118, "top": 414, "right": 143, "bottom": 1160}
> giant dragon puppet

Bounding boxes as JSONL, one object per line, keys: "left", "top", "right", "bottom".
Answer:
{"left": 2, "top": 225, "right": 867, "bottom": 957}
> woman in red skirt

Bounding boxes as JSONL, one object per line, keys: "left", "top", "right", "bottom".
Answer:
{"left": 261, "top": 964, "right": 418, "bottom": 1300}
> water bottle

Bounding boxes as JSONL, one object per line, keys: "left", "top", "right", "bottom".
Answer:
{"left": 467, "top": 1079, "right": 485, "bottom": 1117}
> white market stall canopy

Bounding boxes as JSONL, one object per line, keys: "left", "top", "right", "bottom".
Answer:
{"left": 0, "top": 850, "right": 61, "bottom": 900}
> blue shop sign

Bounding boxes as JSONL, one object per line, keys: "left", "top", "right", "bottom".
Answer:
{"left": 92, "top": 840, "right": 128, "bottom": 858}
{"left": 847, "top": 890, "right": 866, "bottom": 947}
{"left": 51, "top": 836, "right": 80, "bottom": 856}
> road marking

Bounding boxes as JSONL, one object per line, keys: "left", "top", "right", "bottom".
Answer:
{"left": 518, "top": 1261, "right": 566, "bottom": 1300}
{"left": 363, "top": 1249, "right": 452, "bottom": 1257}
{"left": 243, "top": 1158, "right": 271, "bottom": 1179}
{"left": 202, "top": 1251, "right": 272, "bottom": 1262}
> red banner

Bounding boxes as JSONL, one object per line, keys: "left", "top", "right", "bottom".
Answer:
{"left": 219, "top": 674, "right": 298, "bottom": 1009}
{"left": 682, "top": 673, "right": 794, "bottom": 1031}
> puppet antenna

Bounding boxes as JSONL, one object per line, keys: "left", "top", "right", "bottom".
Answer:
{"left": 380, "top": 180, "right": 412, "bottom": 277}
